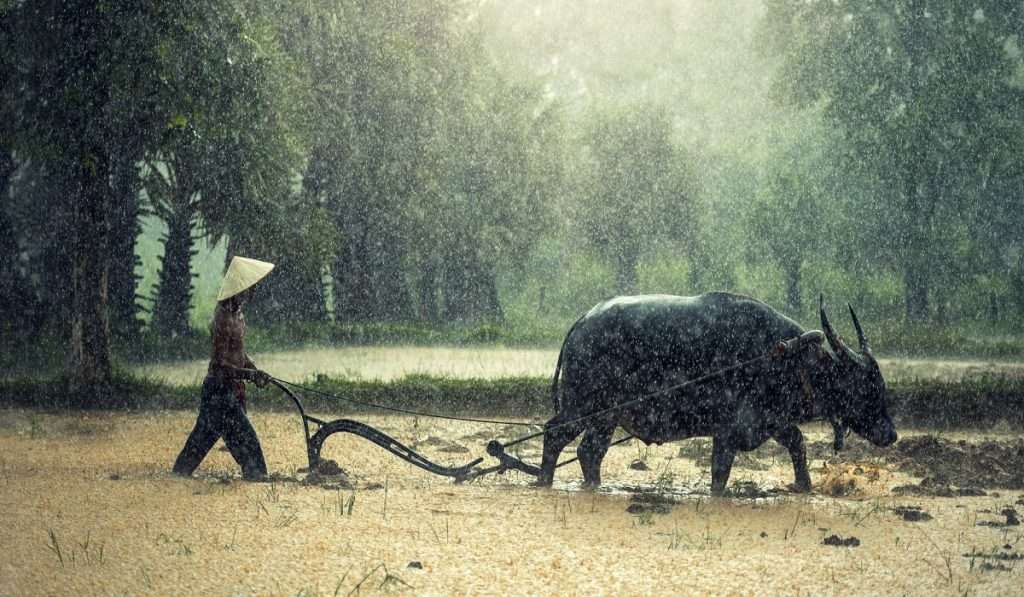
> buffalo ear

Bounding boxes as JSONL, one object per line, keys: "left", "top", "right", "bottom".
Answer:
{"left": 806, "top": 346, "right": 824, "bottom": 366}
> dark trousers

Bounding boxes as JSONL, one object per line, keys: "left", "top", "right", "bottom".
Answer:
{"left": 172, "top": 375, "right": 267, "bottom": 479}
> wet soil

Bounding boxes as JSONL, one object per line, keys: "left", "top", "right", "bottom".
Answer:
{"left": 2, "top": 410, "right": 1023, "bottom": 595}
{"left": 821, "top": 435, "right": 1024, "bottom": 492}
{"left": 677, "top": 433, "right": 1024, "bottom": 494}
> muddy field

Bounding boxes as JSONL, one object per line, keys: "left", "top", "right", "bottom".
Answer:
{"left": 131, "top": 345, "right": 1024, "bottom": 386}
{"left": 2, "top": 409, "right": 1023, "bottom": 595}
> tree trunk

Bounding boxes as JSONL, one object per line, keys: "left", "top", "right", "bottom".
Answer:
{"left": 0, "top": 151, "right": 26, "bottom": 340}
{"left": 40, "top": 203, "right": 76, "bottom": 338}
{"left": 784, "top": 260, "right": 802, "bottom": 312}
{"left": 367, "top": 223, "right": 413, "bottom": 321}
{"left": 108, "top": 151, "right": 143, "bottom": 341}
{"left": 441, "top": 245, "right": 502, "bottom": 322}
{"left": 0, "top": 149, "right": 13, "bottom": 198}
{"left": 0, "top": 205, "right": 37, "bottom": 341}
{"left": 286, "top": 264, "right": 328, "bottom": 322}
{"left": 484, "top": 267, "right": 504, "bottom": 322}
{"left": 1011, "top": 254, "right": 1024, "bottom": 325}
{"left": 68, "top": 146, "right": 113, "bottom": 397}
{"left": 900, "top": 165, "right": 931, "bottom": 322}
{"left": 688, "top": 249, "right": 709, "bottom": 292}
{"left": 333, "top": 213, "right": 413, "bottom": 323}
{"left": 333, "top": 229, "right": 374, "bottom": 322}
{"left": 903, "top": 263, "right": 929, "bottom": 321}
{"left": 442, "top": 246, "right": 472, "bottom": 322}
{"left": 151, "top": 198, "right": 196, "bottom": 338}
{"left": 418, "top": 257, "right": 440, "bottom": 323}
{"left": 615, "top": 243, "right": 639, "bottom": 295}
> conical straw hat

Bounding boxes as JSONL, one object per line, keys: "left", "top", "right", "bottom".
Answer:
{"left": 217, "top": 256, "right": 275, "bottom": 301}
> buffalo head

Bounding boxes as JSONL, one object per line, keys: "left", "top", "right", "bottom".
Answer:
{"left": 812, "top": 295, "right": 897, "bottom": 448}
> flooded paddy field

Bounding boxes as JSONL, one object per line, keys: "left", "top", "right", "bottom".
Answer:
{"left": 2, "top": 410, "right": 1022, "bottom": 595}
{"left": 131, "top": 345, "right": 1024, "bottom": 386}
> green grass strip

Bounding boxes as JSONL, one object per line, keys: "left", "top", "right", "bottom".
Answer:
{"left": 2, "top": 372, "right": 1022, "bottom": 428}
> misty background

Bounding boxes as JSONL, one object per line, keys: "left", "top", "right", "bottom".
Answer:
{"left": 2, "top": 1, "right": 1023, "bottom": 390}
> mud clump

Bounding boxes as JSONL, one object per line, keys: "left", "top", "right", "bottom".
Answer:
{"left": 892, "top": 476, "right": 987, "bottom": 498}
{"left": 979, "top": 562, "right": 1014, "bottom": 572}
{"left": 963, "top": 548, "right": 1024, "bottom": 572}
{"left": 300, "top": 459, "right": 353, "bottom": 489}
{"left": 822, "top": 534, "right": 860, "bottom": 547}
{"left": 892, "top": 506, "right": 933, "bottom": 522}
{"left": 316, "top": 459, "right": 346, "bottom": 476}
{"left": 893, "top": 436, "right": 1024, "bottom": 489}
{"left": 977, "top": 507, "right": 1020, "bottom": 528}
{"left": 626, "top": 493, "right": 674, "bottom": 515}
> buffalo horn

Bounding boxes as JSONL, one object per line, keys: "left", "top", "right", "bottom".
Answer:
{"left": 819, "top": 294, "right": 844, "bottom": 354}
{"left": 848, "top": 303, "right": 870, "bottom": 353}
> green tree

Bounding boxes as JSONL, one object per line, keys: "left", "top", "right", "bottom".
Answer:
{"left": 577, "top": 104, "right": 693, "bottom": 294}
{"left": 3, "top": 1, "right": 308, "bottom": 390}
{"left": 747, "top": 119, "right": 833, "bottom": 311}
{"left": 296, "top": 1, "right": 559, "bottom": 324}
{"left": 2, "top": 1, "right": 167, "bottom": 393}
{"left": 430, "top": 62, "right": 561, "bottom": 322}
{"left": 141, "top": 2, "right": 308, "bottom": 334}
{"left": 2, "top": 159, "right": 77, "bottom": 339}
{"left": 310, "top": 1, "right": 450, "bottom": 322}
{"left": 764, "top": 0, "right": 1024, "bottom": 320}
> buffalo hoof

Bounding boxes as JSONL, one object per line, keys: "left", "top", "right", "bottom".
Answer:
{"left": 710, "top": 486, "right": 727, "bottom": 497}
{"left": 531, "top": 478, "right": 554, "bottom": 488}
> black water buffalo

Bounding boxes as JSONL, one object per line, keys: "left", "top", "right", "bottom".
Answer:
{"left": 538, "top": 292, "right": 897, "bottom": 494}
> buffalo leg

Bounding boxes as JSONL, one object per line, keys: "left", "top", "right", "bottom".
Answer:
{"left": 710, "top": 436, "right": 736, "bottom": 496}
{"left": 537, "top": 411, "right": 584, "bottom": 486}
{"left": 578, "top": 422, "right": 616, "bottom": 488}
{"left": 773, "top": 425, "right": 811, "bottom": 492}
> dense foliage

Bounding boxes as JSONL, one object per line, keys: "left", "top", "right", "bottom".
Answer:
{"left": 2, "top": 1, "right": 1023, "bottom": 392}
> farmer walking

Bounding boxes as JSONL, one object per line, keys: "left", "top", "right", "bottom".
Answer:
{"left": 172, "top": 256, "right": 275, "bottom": 481}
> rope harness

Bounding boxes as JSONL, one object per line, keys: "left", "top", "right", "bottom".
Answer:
{"left": 271, "top": 377, "right": 538, "bottom": 427}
